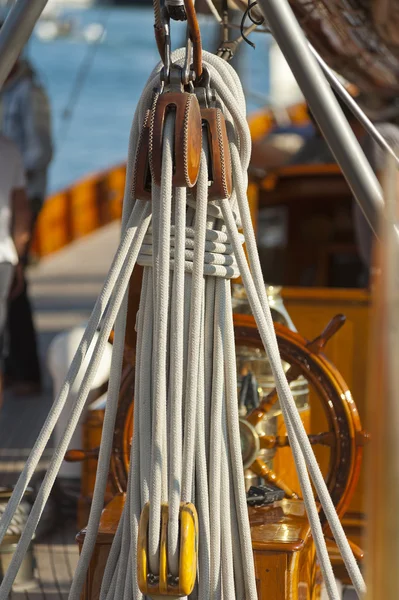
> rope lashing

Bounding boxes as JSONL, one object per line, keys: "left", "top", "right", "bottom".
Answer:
{"left": 0, "top": 49, "right": 366, "bottom": 600}
{"left": 137, "top": 226, "right": 243, "bottom": 278}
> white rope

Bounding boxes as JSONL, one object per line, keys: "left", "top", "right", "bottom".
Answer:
{"left": 147, "top": 113, "right": 174, "bottom": 574}
{"left": 0, "top": 63, "right": 155, "bottom": 596}
{"left": 168, "top": 185, "right": 186, "bottom": 575}
{"left": 204, "top": 0, "right": 222, "bottom": 23}
{"left": 0, "top": 196, "right": 144, "bottom": 555}
{"left": 222, "top": 197, "right": 341, "bottom": 600}
{"left": 223, "top": 134, "right": 366, "bottom": 596}
{"left": 136, "top": 49, "right": 362, "bottom": 599}
{"left": 0, "top": 48, "right": 365, "bottom": 600}
{"left": 0, "top": 204, "right": 152, "bottom": 600}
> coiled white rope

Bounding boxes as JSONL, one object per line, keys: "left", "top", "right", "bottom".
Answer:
{"left": 0, "top": 499, "right": 30, "bottom": 537}
{"left": 0, "top": 48, "right": 365, "bottom": 600}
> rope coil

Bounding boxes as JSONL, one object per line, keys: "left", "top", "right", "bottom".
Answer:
{"left": 0, "top": 502, "right": 30, "bottom": 537}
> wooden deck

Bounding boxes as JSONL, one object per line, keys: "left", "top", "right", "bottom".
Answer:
{"left": 0, "top": 223, "right": 120, "bottom": 598}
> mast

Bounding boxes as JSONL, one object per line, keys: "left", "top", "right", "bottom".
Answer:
{"left": 257, "top": 0, "right": 384, "bottom": 239}
{"left": 365, "top": 156, "right": 399, "bottom": 599}
{"left": 0, "top": 0, "right": 49, "bottom": 89}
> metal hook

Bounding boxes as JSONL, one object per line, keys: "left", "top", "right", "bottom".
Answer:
{"left": 193, "top": 66, "right": 216, "bottom": 107}
{"left": 157, "top": 6, "right": 172, "bottom": 85}
{"left": 182, "top": 26, "right": 193, "bottom": 86}
{"left": 156, "top": 1, "right": 201, "bottom": 87}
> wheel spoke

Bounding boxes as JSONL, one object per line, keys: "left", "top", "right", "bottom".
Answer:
{"left": 245, "top": 365, "right": 303, "bottom": 427}
{"left": 308, "top": 432, "right": 336, "bottom": 447}
{"left": 250, "top": 457, "right": 298, "bottom": 499}
{"left": 258, "top": 431, "right": 336, "bottom": 449}
{"left": 306, "top": 314, "right": 346, "bottom": 354}
{"left": 258, "top": 433, "right": 290, "bottom": 449}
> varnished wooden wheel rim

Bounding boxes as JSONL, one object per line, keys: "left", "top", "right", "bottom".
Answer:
{"left": 110, "top": 362, "right": 135, "bottom": 494}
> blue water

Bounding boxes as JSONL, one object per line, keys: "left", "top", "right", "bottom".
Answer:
{"left": 28, "top": 6, "right": 271, "bottom": 193}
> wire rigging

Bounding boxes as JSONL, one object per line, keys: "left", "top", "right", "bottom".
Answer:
{"left": 57, "top": 10, "right": 111, "bottom": 150}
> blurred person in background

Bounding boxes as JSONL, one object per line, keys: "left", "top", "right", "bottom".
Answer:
{"left": 0, "top": 17, "right": 53, "bottom": 395}
{"left": 0, "top": 135, "right": 31, "bottom": 408}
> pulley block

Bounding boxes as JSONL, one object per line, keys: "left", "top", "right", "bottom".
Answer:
{"left": 150, "top": 91, "right": 202, "bottom": 188}
{"left": 137, "top": 502, "right": 199, "bottom": 598}
{"left": 200, "top": 107, "right": 232, "bottom": 200}
{"left": 135, "top": 109, "right": 152, "bottom": 202}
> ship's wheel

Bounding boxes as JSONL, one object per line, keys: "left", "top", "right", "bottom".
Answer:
{"left": 110, "top": 313, "right": 367, "bottom": 521}
{"left": 234, "top": 313, "right": 367, "bottom": 521}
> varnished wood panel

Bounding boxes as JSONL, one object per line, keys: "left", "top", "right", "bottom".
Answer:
{"left": 273, "top": 409, "right": 311, "bottom": 498}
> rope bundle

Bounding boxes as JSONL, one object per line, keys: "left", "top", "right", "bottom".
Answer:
{"left": 97, "top": 56, "right": 258, "bottom": 598}
{"left": 0, "top": 49, "right": 366, "bottom": 600}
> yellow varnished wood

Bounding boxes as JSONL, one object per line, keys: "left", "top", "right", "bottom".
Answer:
{"left": 77, "top": 494, "right": 126, "bottom": 600}
{"left": 246, "top": 155, "right": 370, "bottom": 578}
{"left": 234, "top": 314, "right": 364, "bottom": 521}
{"left": 273, "top": 408, "right": 310, "bottom": 497}
{"left": 251, "top": 458, "right": 298, "bottom": 499}
{"left": 250, "top": 499, "right": 309, "bottom": 551}
{"left": 76, "top": 404, "right": 114, "bottom": 530}
{"left": 248, "top": 102, "right": 309, "bottom": 143}
{"left": 251, "top": 498, "right": 322, "bottom": 599}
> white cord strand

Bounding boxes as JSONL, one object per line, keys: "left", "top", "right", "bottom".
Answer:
{"left": 167, "top": 186, "right": 186, "bottom": 575}
{"left": 0, "top": 197, "right": 145, "bottom": 550}
{"left": 148, "top": 113, "right": 174, "bottom": 574}
{"left": 195, "top": 307, "right": 211, "bottom": 599}
{"left": 71, "top": 107, "right": 156, "bottom": 595}
{"left": 181, "top": 152, "right": 209, "bottom": 502}
{"left": 226, "top": 129, "right": 365, "bottom": 596}
{"left": 220, "top": 197, "right": 359, "bottom": 599}
{"left": 209, "top": 279, "right": 225, "bottom": 597}
{"left": 0, "top": 203, "right": 152, "bottom": 600}
{"left": 139, "top": 268, "right": 153, "bottom": 509}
